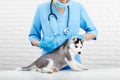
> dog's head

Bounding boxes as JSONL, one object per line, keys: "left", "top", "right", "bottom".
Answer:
{"left": 69, "top": 37, "right": 83, "bottom": 55}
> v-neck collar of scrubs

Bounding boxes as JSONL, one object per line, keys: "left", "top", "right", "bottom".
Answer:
{"left": 52, "top": 4, "right": 68, "bottom": 19}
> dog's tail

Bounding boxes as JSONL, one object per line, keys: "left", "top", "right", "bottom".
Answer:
{"left": 16, "top": 62, "right": 34, "bottom": 71}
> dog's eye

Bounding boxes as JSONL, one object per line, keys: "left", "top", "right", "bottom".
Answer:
{"left": 75, "top": 45, "right": 78, "bottom": 48}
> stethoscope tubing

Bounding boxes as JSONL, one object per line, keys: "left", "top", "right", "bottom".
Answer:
{"left": 48, "top": 1, "right": 70, "bottom": 28}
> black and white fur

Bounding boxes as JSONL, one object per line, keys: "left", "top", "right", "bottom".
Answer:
{"left": 16, "top": 37, "right": 86, "bottom": 73}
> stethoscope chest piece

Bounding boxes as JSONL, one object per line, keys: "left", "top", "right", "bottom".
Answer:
{"left": 64, "top": 28, "right": 70, "bottom": 35}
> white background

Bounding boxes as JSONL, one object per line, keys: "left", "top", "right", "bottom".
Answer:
{"left": 0, "top": 0, "right": 120, "bottom": 70}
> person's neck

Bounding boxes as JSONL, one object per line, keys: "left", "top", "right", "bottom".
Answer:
{"left": 57, "top": 7, "right": 65, "bottom": 16}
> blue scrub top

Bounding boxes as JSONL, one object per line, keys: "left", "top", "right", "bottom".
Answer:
{"left": 29, "top": 1, "right": 98, "bottom": 55}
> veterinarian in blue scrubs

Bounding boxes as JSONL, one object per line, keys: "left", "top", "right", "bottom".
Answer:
{"left": 29, "top": 0, "right": 98, "bottom": 69}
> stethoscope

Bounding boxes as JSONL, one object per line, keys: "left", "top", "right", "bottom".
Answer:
{"left": 48, "top": 0, "right": 70, "bottom": 36}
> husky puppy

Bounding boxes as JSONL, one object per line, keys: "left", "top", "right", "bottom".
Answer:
{"left": 17, "top": 37, "right": 86, "bottom": 73}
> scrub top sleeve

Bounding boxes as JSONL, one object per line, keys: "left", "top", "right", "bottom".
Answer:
{"left": 80, "top": 5, "right": 98, "bottom": 40}
{"left": 28, "top": 5, "right": 42, "bottom": 45}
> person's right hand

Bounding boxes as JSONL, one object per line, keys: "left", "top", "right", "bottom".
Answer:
{"left": 38, "top": 37, "right": 56, "bottom": 52}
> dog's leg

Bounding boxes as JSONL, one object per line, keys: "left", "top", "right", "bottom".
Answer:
{"left": 73, "top": 61, "right": 88, "bottom": 70}
{"left": 69, "top": 61, "right": 83, "bottom": 71}
{"left": 41, "top": 59, "right": 54, "bottom": 73}
{"left": 46, "top": 59, "right": 54, "bottom": 69}
{"left": 64, "top": 58, "right": 82, "bottom": 71}
{"left": 41, "top": 68, "right": 53, "bottom": 73}
{"left": 78, "top": 64, "right": 88, "bottom": 70}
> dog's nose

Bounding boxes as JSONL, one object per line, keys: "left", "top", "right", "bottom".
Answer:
{"left": 78, "top": 52, "right": 81, "bottom": 54}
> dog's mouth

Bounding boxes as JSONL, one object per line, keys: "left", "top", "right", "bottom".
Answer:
{"left": 78, "top": 52, "right": 81, "bottom": 54}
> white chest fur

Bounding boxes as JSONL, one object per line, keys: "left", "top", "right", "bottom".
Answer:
{"left": 64, "top": 49, "right": 85, "bottom": 71}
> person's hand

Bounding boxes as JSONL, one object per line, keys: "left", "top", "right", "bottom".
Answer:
{"left": 38, "top": 37, "right": 56, "bottom": 52}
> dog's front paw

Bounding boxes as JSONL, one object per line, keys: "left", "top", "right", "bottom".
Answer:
{"left": 82, "top": 67, "right": 88, "bottom": 70}
{"left": 79, "top": 64, "right": 88, "bottom": 70}
{"left": 72, "top": 67, "right": 83, "bottom": 72}
{"left": 70, "top": 65, "right": 83, "bottom": 72}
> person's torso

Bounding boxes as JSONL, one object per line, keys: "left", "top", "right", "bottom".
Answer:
{"left": 38, "top": 1, "right": 83, "bottom": 54}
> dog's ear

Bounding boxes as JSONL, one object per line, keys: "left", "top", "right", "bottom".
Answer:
{"left": 71, "top": 36, "right": 77, "bottom": 42}
{"left": 74, "top": 38, "right": 80, "bottom": 44}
